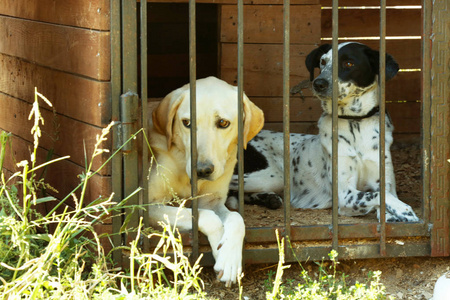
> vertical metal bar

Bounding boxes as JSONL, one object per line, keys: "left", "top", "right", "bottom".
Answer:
{"left": 421, "top": 0, "right": 431, "bottom": 225}
{"left": 282, "top": 0, "right": 291, "bottom": 257}
{"left": 189, "top": 0, "right": 199, "bottom": 262}
{"left": 378, "top": 0, "right": 387, "bottom": 257}
{"left": 140, "top": 0, "right": 149, "bottom": 252}
{"left": 331, "top": 0, "right": 339, "bottom": 251}
{"left": 237, "top": 0, "right": 244, "bottom": 218}
{"left": 111, "top": 0, "right": 123, "bottom": 266}
{"left": 121, "top": 0, "right": 139, "bottom": 246}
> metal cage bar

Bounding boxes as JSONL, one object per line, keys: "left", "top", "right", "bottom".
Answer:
{"left": 378, "top": 0, "right": 387, "bottom": 257}
{"left": 282, "top": 0, "right": 291, "bottom": 257}
{"left": 421, "top": 0, "right": 432, "bottom": 226}
{"left": 111, "top": 0, "right": 123, "bottom": 266}
{"left": 140, "top": 0, "right": 149, "bottom": 251}
{"left": 237, "top": 0, "right": 245, "bottom": 218}
{"left": 331, "top": 0, "right": 339, "bottom": 251}
{"left": 122, "top": 0, "right": 439, "bottom": 267}
{"left": 121, "top": 0, "right": 139, "bottom": 246}
{"left": 189, "top": 0, "right": 199, "bottom": 261}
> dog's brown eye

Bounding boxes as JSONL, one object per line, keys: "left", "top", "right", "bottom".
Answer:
{"left": 320, "top": 59, "right": 326, "bottom": 66}
{"left": 343, "top": 61, "right": 354, "bottom": 68}
{"left": 217, "top": 119, "right": 230, "bottom": 129}
{"left": 182, "top": 119, "right": 191, "bottom": 128}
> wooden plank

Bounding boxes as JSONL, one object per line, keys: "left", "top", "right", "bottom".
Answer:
{"left": 2, "top": 135, "right": 112, "bottom": 206}
{"left": 0, "top": 54, "right": 110, "bottom": 127}
{"left": 253, "top": 97, "right": 420, "bottom": 133}
{"left": 321, "top": 0, "right": 421, "bottom": 6}
{"left": 0, "top": 94, "right": 110, "bottom": 175}
{"left": 0, "top": 16, "right": 110, "bottom": 80}
{"left": 221, "top": 43, "right": 421, "bottom": 101}
{"left": 220, "top": 5, "right": 321, "bottom": 44}
{"left": 252, "top": 97, "right": 321, "bottom": 122}
{"left": 221, "top": 43, "right": 317, "bottom": 97}
{"left": 146, "top": 0, "right": 319, "bottom": 4}
{"left": 316, "top": 40, "right": 422, "bottom": 70}
{"left": 0, "top": 0, "right": 110, "bottom": 30}
{"left": 322, "top": 8, "right": 422, "bottom": 38}
{"left": 388, "top": 71, "right": 421, "bottom": 102}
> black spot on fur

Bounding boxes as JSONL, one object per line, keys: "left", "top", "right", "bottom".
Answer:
{"left": 235, "top": 143, "right": 269, "bottom": 174}
{"left": 357, "top": 192, "right": 365, "bottom": 201}
{"left": 339, "top": 135, "right": 351, "bottom": 145}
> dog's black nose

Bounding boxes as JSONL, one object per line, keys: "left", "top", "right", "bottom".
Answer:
{"left": 313, "top": 78, "right": 329, "bottom": 92}
{"left": 197, "top": 163, "right": 214, "bottom": 179}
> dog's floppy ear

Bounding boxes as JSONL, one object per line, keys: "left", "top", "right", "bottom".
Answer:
{"left": 305, "top": 44, "right": 332, "bottom": 81}
{"left": 152, "top": 88, "right": 186, "bottom": 150}
{"left": 243, "top": 94, "right": 264, "bottom": 149}
{"left": 366, "top": 48, "right": 399, "bottom": 81}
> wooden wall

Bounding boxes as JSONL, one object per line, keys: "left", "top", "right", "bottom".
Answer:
{"left": 220, "top": 0, "right": 322, "bottom": 134}
{"left": 0, "top": 1, "right": 112, "bottom": 232}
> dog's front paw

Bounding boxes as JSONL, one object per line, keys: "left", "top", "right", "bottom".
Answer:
{"left": 213, "top": 234, "right": 243, "bottom": 287}
{"left": 385, "top": 203, "right": 419, "bottom": 223}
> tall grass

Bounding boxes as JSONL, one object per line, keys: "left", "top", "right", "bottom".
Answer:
{"left": 0, "top": 89, "right": 207, "bottom": 299}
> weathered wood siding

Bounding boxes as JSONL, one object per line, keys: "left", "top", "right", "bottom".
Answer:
{"left": 0, "top": 1, "right": 112, "bottom": 210}
{"left": 220, "top": 1, "right": 322, "bottom": 134}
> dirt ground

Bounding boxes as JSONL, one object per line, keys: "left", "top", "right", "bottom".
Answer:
{"left": 200, "top": 140, "right": 449, "bottom": 299}
{"left": 201, "top": 256, "right": 450, "bottom": 299}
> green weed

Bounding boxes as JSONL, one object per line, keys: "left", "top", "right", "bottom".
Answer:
{"left": 265, "top": 232, "right": 392, "bottom": 300}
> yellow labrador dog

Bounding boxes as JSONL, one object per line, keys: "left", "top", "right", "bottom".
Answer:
{"left": 148, "top": 76, "right": 264, "bottom": 286}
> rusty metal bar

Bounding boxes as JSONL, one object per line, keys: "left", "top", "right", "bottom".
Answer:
{"left": 421, "top": 0, "right": 431, "bottom": 225}
{"left": 157, "top": 238, "right": 431, "bottom": 267}
{"left": 378, "top": 0, "right": 387, "bottom": 257}
{"left": 121, "top": 0, "right": 139, "bottom": 246}
{"left": 181, "top": 222, "right": 430, "bottom": 245}
{"left": 245, "top": 223, "right": 430, "bottom": 244}
{"left": 282, "top": 0, "right": 291, "bottom": 257}
{"left": 245, "top": 242, "right": 431, "bottom": 264}
{"left": 189, "top": 0, "right": 199, "bottom": 261}
{"left": 237, "top": 0, "right": 245, "bottom": 217}
{"left": 140, "top": 0, "right": 149, "bottom": 252}
{"left": 331, "top": 0, "right": 339, "bottom": 251}
{"left": 111, "top": 0, "right": 123, "bottom": 266}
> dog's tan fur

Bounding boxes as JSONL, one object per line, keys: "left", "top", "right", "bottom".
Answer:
{"left": 147, "top": 76, "right": 264, "bottom": 286}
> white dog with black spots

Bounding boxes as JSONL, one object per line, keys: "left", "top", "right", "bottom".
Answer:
{"left": 228, "top": 42, "right": 419, "bottom": 222}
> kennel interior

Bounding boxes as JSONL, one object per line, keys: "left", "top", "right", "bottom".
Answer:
{"left": 0, "top": 0, "right": 448, "bottom": 266}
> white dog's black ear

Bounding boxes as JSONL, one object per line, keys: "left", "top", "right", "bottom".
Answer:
{"left": 243, "top": 95, "right": 264, "bottom": 149}
{"left": 152, "top": 89, "right": 185, "bottom": 150}
{"left": 305, "top": 44, "right": 332, "bottom": 81}
{"left": 365, "top": 48, "right": 399, "bottom": 81}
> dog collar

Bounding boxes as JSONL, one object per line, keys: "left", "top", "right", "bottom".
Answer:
{"left": 338, "top": 106, "right": 380, "bottom": 120}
